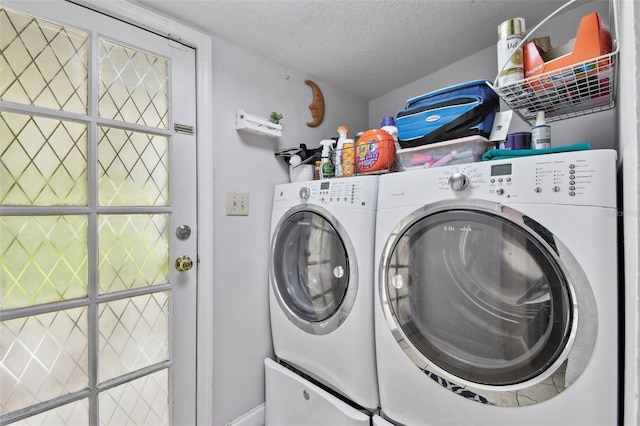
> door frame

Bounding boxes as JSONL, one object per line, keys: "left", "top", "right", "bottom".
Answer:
{"left": 69, "top": 1, "right": 215, "bottom": 423}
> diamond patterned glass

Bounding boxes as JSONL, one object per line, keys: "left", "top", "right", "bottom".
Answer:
{"left": 0, "top": 307, "right": 89, "bottom": 414}
{"left": 98, "top": 292, "right": 169, "bottom": 382}
{"left": 0, "top": 7, "right": 88, "bottom": 113}
{"left": 0, "top": 215, "right": 88, "bottom": 310}
{"left": 99, "top": 39, "right": 168, "bottom": 129}
{"left": 99, "top": 369, "right": 169, "bottom": 426}
{"left": 1, "top": 112, "right": 88, "bottom": 206}
{"left": 98, "top": 127, "right": 169, "bottom": 206}
{"left": 1, "top": 5, "right": 184, "bottom": 424}
{"left": 98, "top": 214, "right": 169, "bottom": 294}
{"left": 13, "top": 398, "right": 89, "bottom": 426}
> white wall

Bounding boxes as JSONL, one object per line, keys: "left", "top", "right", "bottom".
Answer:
{"left": 618, "top": 0, "right": 640, "bottom": 424}
{"left": 209, "top": 36, "right": 368, "bottom": 425}
{"left": 369, "top": 1, "right": 615, "bottom": 150}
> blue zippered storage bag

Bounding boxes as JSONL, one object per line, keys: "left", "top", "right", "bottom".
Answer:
{"left": 396, "top": 80, "right": 500, "bottom": 149}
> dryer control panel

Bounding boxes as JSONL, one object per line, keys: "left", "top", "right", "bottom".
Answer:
{"left": 377, "top": 149, "right": 617, "bottom": 209}
{"left": 440, "top": 150, "right": 617, "bottom": 207}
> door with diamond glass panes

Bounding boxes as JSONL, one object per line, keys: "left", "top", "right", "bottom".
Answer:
{"left": 0, "top": 1, "right": 197, "bottom": 424}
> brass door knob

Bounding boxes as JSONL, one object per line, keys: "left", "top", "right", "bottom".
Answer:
{"left": 175, "top": 256, "right": 193, "bottom": 272}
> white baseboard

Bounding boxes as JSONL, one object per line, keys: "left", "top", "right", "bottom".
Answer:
{"left": 225, "top": 403, "right": 265, "bottom": 426}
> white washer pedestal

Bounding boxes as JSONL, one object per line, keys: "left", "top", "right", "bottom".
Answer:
{"left": 264, "top": 358, "right": 370, "bottom": 426}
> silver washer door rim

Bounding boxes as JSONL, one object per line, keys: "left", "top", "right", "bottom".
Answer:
{"left": 271, "top": 204, "right": 359, "bottom": 335}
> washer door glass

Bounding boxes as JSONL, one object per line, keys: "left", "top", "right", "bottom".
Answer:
{"left": 386, "top": 209, "right": 572, "bottom": 386}
{"left": 273, "top": 210, "right": 350, "bottom": 323}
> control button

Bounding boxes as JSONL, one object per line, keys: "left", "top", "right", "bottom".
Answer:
{"left": 569, "top": 186, "right": 575, "bottom": 190}
{"left": 320, "top": 197, "right": 325, "bottom": 203}
{"left": 490, "top": 179, "right": 495, "bottom": 183}
{"left": 534, "top": 187, "right": 542, "bottom": 193}
{"left": 569, "top": 191, "right": 576, "bottom": 196}
{"left": 506, "top": 177, "right": 511, "bottom": 182}
{"left": 569, "top": 164, "right": 575, "bottom": 169}
{"left": 496, "top": 188, "right": 504, "bottom": 195}
{"left": 553, "top": 186, "right": 560, "bottom": 192}
{"left": 569, "top": 170, "right": 576, "bottom": 175}
{"left": 498, "top": 178, "right": 503, "bottom": 183}
{"left": 299, "top": 187, "right": 310, "bottom": 200}
{"left": 570, "top": 180, "right": 575, "bottom": 185}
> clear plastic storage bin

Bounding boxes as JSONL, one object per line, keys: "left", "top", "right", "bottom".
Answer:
{"left": 395, "top": 135, "right": 495, "bottom": 171}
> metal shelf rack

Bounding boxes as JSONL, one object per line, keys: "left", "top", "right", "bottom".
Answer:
{"left": 489, "top": 0, "right": 619, "bottom": 125}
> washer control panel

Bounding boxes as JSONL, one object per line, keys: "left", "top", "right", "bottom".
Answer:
{"left": 273, "top": 176, "right": 378, "bottom": 210}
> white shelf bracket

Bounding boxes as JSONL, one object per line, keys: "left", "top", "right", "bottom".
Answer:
{"left": 235, "top": 109, "right": 282, "bottom": 138}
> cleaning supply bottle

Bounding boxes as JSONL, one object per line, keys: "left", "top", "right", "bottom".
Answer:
{"left": 497, "top": 17, "right": 525, "bottom": 87}
{"left": 356, "top": 129, "right": 395, "bottom": 173}
{"left": 334, "top": 125, "right": 350, "bottom": 177}
{"left": 319, "top": 139, "right": 335, "bottom": 179}
{"left": 531, "top": 111, "right": 551, "bottom": 149}
{"left": 341, "top": 139, "right": 356, "bottom": 177}
{"left": 380, "top": 116, "right": 400, "bottom": 152}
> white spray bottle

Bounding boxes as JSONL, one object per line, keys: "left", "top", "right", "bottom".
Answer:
{"left": 334, "top": 125, "right": 350, "bottom": 177}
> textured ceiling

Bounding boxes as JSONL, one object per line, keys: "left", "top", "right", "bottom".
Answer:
{"left": 133, "top": 0, "right": 579, "bottom": 101}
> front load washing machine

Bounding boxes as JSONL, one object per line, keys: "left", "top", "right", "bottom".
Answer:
{"left": 269, "top": 175, "right": 379, "bottom": 411}
{"left": 374, "top": 149, "right": 618, "bottom": 425}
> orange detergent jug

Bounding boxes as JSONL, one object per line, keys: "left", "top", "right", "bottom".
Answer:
{"left": 356, "top": 129, "right": 396, "bottom": 173}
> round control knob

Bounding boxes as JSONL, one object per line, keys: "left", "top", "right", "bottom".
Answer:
{"left": 496, "top": 188, "right": 504, "bottom": 195}
{"left": 448, "top": 173, "right": 469, "bottom": 191}
{"left": 299, "top": 187, "right": 310, "bottom": 200}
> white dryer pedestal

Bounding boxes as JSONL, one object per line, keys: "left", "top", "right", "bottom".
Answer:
{"left": 264, "top": 358, "right": 370, "bottom": 426}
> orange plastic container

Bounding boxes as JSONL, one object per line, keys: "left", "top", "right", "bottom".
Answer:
{"left": 356, "top": 129, "right": 395, "bottom": 173}
{"left": 523, "top": 11, "right": 612, "bottom": 80}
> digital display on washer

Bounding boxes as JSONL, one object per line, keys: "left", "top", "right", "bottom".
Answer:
{"left": 491, "top": 163, "right": 512, "bottom": 176}
{"left": 320, "top": 182, "right": 330, "bottom": 190}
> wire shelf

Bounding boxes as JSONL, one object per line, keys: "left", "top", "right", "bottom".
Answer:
{"left": 490, "top": 51, "right": 618, "bottom": 125}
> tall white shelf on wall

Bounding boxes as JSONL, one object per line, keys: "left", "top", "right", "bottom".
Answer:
{"left": 235, "top": 110, "right": 282, "bottom": 138}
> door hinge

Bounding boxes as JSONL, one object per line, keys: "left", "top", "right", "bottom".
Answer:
{"left": 174, "top": 123, "right": 195, "bottom": 135}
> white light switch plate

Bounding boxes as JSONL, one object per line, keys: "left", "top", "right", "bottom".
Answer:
{"left": 489, "top": 110, "right": 513, "bottom": 142}
{"left": 226, "top": 192, "right": 249, "bottom": 216}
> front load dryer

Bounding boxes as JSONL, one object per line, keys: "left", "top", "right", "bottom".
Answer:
{"left": 269, "top": 175, "right": 379, "bottom": 410}
{"left": 374, "top": 149, "right": 618, "bottom": 425}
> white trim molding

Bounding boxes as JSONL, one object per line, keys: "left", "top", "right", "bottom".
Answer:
{"left": 225, "top": 403, "right": 265, "bottom": 426}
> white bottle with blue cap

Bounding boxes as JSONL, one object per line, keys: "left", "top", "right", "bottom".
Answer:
{"left": 531, "top": 111, "right": 551, "bottom": 149}
{"left": 380, "top": 116, "right": 400, "bottom": 151}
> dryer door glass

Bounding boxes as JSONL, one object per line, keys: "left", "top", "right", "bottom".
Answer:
{"left": 273, "top": 211, "right": 350, "bottom": 323}
{"left": 385, "top": 209, "right": 572, "bottom": 386}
